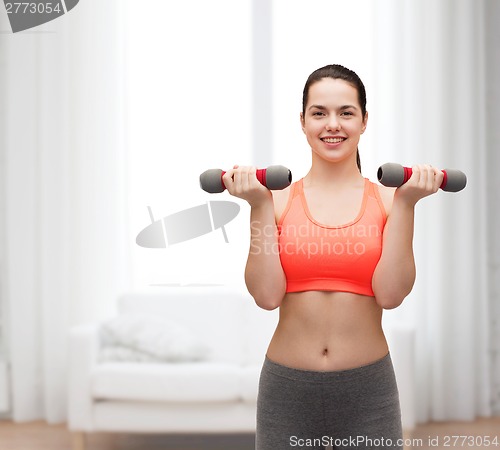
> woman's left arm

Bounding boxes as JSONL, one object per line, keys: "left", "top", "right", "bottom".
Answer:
{"left": 372, "top": 165, "right": 444, "bottom": 309}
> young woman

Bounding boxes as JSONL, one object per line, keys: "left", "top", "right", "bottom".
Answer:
{"left": 223, "top": 64, "right": 443, "bottom": 450}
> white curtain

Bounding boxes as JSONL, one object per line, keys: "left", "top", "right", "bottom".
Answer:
{"left": 372, "top": 0, "right": 491, "bottom": 422}
{"left": 485, "top": 0, "right": 500, "bottom": 417}
{"left": 0, "top": 0, "right": 131, "bottom": 422}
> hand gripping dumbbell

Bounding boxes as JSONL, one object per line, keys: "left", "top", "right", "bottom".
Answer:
{"left": 377, "top": 163, "right": 467, "bottom": 192}
{"left": 200, "top": 165, "right": 292, "bottom": 193}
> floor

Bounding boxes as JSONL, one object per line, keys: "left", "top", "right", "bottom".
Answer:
{"left": 0, "top": 417, "right": 499, "bottom": 450}
{"left": 409, "top": 418, "right": 500, "bottom": 449}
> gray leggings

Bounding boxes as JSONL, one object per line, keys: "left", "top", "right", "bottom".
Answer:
{"left": 256, "top": 353, "right": 403, "bottom": 450}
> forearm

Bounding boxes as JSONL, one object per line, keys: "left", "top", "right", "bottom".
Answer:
{"left": 372, "top": 194, "right": 417, "bottom": 309}
{"left": 244, "top": 200, "right": 286, "bottom": 310}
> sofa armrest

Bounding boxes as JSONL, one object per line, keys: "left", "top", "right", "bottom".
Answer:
{"left": 67, "top": 323, "right": 100, "bottom": 431}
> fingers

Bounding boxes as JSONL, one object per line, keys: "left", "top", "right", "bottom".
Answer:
{"left": 398, "top": 164, "right": 445, "bottom": 206}
{"left": 234, "top": 166, "right": 258, "bottom": 194}
{"left": 410, "top": 164, "right": 444, "bottom": 193}
{"left": 433, "top": 166, "right": 445, "bottom": 191}
{"left": 222, "top": 165, "right": 262, "bottom": 197}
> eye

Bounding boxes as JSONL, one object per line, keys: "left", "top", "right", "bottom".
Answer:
{"left": 312, "top": 111, "right": 325, "bottom": 117}
{"left": 340, "top": 111, "right": 354, "bottom": 117}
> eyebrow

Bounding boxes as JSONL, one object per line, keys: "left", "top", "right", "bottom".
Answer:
{"left": 308, "top": 104, "right": 359, "bottom": 111}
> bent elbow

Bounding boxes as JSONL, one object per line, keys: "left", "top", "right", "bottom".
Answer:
{"left": 257, "top": 299, "right": 281, "bottom": 311}
{"left": 372, "top": 276, "right": 414, "bottom": 310}
{"left": 374, "top": 285, "right": 412, "bottom": 309}
{"left": 253, "top": 292, "right": 283, "bottom": 311}
{"left": 246, "top": 272, "right": 286, "bottom": 311}
{"left": 375, "top": 295, "right": 405, "bottom": 310}
{"left": 248, "top": 282, "right": 285, "bottom": 311}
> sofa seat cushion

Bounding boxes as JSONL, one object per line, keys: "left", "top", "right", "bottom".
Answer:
{"left": 91, "top": 362, "right": 243, "bottom": 402}
{"left": 240, "top": 366, "right": 261, "bottom": 403}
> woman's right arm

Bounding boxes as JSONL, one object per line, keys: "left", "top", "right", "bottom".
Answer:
{"left": 222, "top": 166, "right": 286, "bottom": 310}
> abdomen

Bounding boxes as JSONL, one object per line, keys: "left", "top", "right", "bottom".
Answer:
{"left": 266, "top": 290, "right": 389, "bottom": 371}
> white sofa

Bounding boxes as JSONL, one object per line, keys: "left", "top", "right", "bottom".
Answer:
{"left": 67, "top": 286, "right": 415, "bottom": 450}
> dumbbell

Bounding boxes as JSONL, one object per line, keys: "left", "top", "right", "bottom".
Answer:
{"left": 377, "top": 163, "right": 467, "bottom": 192}
{"left": 200, "top": 165, "right": 292, "bottom": 193}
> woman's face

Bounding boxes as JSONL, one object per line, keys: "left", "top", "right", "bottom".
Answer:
{"left": 301, "top": 77, "right": 367, "bottom": 165}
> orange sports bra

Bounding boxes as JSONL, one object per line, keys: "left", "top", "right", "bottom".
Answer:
{"left": 277, "top": 178, "right": 387, "bottom": 297}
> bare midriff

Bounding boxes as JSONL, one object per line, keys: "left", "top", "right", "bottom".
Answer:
{"left": 266, "top": 290, "right": 388, "bottom": 371}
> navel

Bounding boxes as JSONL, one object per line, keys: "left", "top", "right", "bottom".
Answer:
{"left": 322, "top": 347, "right": 328, "bottom": 356}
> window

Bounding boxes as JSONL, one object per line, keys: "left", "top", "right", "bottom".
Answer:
{"left": 272, "top": 0, "right": 377, "bottom": 179}
{"left": 125, "top": 0, "right": 252, "bottom": 288}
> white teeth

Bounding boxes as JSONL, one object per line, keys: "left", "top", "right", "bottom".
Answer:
{"left": 323, "top": 137, "right": 345, "bottom": 143}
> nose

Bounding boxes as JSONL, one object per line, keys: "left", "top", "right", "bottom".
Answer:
{"left": 326, "top": 115, "right": 341, "bottom": 131}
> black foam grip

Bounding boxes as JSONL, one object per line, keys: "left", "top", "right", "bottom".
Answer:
{"left": 441, "top": 168, "right": 467, "bottom": 192}
{"left": 377, "top": 163, "right": 406, "bottom": 188}
{"left": 199, "top": 169, "right": 225, "bottom": 193}
{"left": 265, "top": 165, "right": 293, "bottom": 190}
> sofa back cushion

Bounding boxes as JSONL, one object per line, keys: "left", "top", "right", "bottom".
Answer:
{"left": 241, "top": 300, "right": 279, "bottom": 365}
{"left": 117, "top": 287, "right": 262, "bottom": 365}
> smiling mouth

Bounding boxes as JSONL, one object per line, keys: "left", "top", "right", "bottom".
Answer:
{"left": 321, "top": 137, "right": 346, "bottom": 143}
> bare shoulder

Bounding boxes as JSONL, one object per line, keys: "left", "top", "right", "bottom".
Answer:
{"left": 374, "top": 183, "right": 396, "bottom": 217}
{"left": 271, "top": 184, "right": 292, "bottom": 224}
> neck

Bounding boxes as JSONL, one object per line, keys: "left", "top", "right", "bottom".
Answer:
{"left": 304, "top": 154, "right": 364, "bottom": 189}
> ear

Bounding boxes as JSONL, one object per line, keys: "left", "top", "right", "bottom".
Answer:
{"left": 361, "top": 111, "right": 368, "bottom": 134}
{"left": 300, "top": 112, "right": 306, "bottom": 134}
